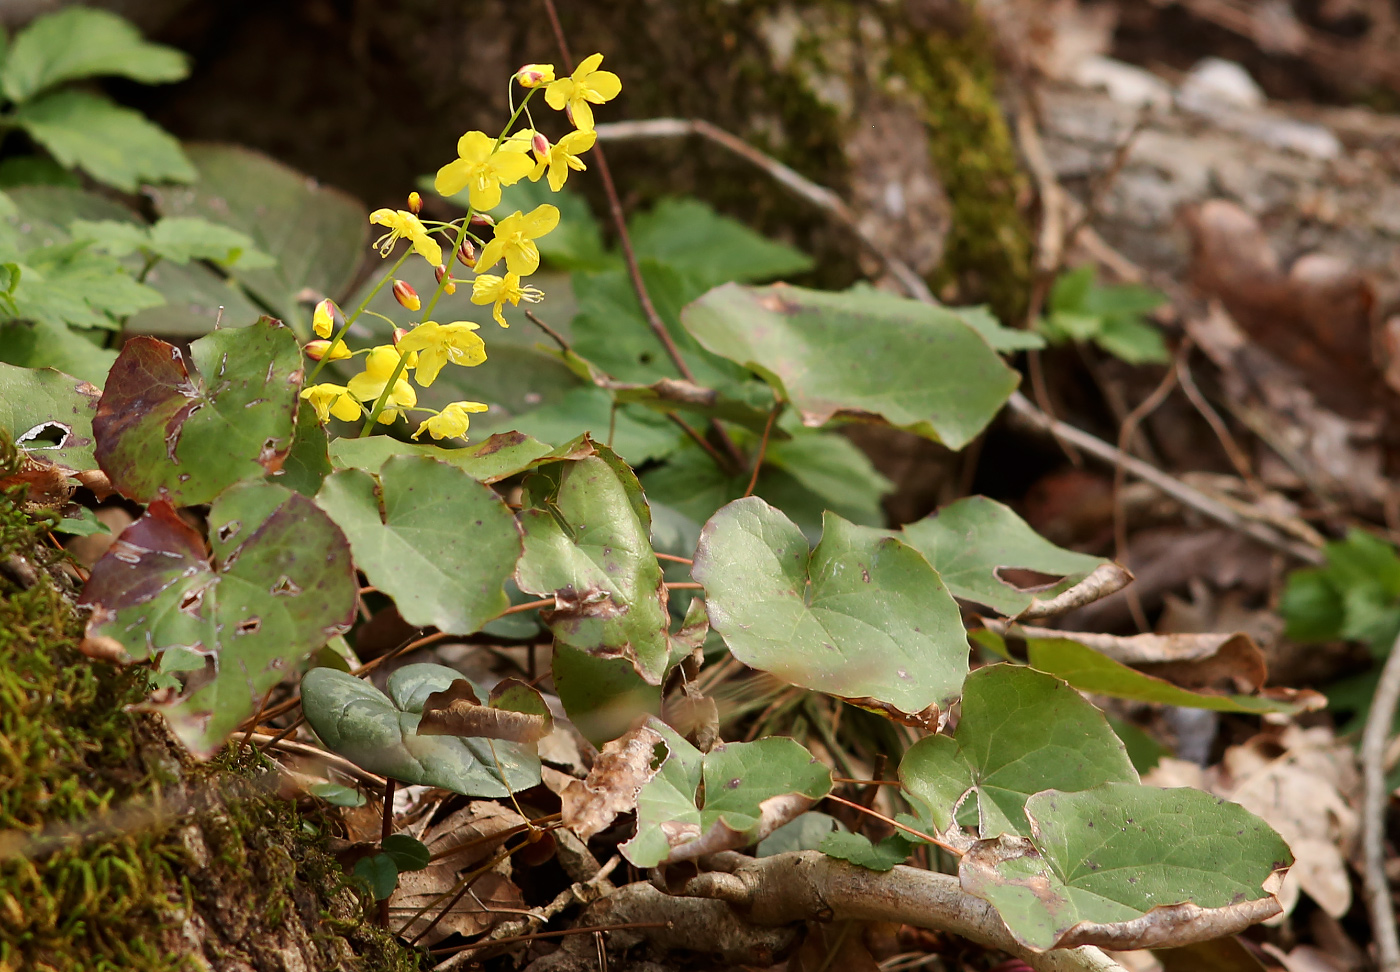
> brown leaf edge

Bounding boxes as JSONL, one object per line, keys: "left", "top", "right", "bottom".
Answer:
{"left": 561, "top": 723, "right": 666, "bottom": 841}
{"left": 417, "top": 677, "right": 554, "bottom": 744}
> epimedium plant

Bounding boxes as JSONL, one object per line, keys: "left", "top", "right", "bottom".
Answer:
{"left": 1, "top": 47, "right": 1302, "bottom": 967}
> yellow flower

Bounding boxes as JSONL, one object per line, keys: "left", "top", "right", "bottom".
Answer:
{"left": 370, "top": 209, "right": 443, "bottom": 267}
{"left": 395, "top": 321, "right": 487, "bottom": 386}
{"left": 544, "top": 53, "right": 621, "bottom": 131}
{"left": 312, "top": 298, "right": 339, "bottom": 338}
{"left": 515, "top": 64, "right": 555, "bottom": 88}
{"left": 529, "top": 130, "right": 596, "bottom": 192}
{"left": 304, "top": 339, "right": 351, "bottom": 362}
{"left": 300, "top": 383, "right": 362, "bottom": 423}
{"left": 434, "top": 131, "right": 535, "bottom": 211}
{"left": 347, "top": 346, "right": 417, "bottom": 424}
{"left": 475, "top": 204, "right": 560, "bottom": 277}
{"left": 471, "top": 272, "right": 543, "bottom": 328}
{"left": 413, "top": 400, "right": 489, "bottom": 441}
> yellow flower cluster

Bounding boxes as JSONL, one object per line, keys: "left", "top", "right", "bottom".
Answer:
{"left": 301, "top": 54, "right": 620, "bottom": 443}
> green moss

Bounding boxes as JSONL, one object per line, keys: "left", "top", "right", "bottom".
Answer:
{"left": 0, "top": 469, "right": 418, "bottom": 971}
{"left": 886, "top": 9, "right": 1032, "bottom": 320}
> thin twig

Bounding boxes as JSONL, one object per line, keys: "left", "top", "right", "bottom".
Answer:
{"left": 429, "top": 921, "right": 670, "bottom": 956}
{"left": 654, "top": 552, "right": 693, "bottom": 565}
{"left": 745, "top": 407, "right": 779, "bottom": 497}
{"left": 668, "top": 413, "right": 731, "bottom": 470}
{"left": 379, "top": 777, "right": 397, "bottom": 926}
{"left": 539, "top": 2, "right": 745, "bottom": 472}
{"left": 249, "top": 733, "right": 387, "bottom": 790}
{"left": 235, "top": 683, "right": 278, "bottom": 758}
{"left": 1175, "top": 351, "right": 1260, "bottom": 492}
{"left": 664, "top": 582, "right": 702, "bottom": 591}
{"left": 1006, "top": 391, "right": 1323, "bottom": 565}
{"left": 822, "top": 793, "right": 952, "bottom": 854}
{"left": 1112, "top": 357, "right": 1180, "bottom": 632}
{"left": 524, "top": 309, "right": 569, "bottom": 351}
{"left": 256, "top": 714, "right": 305, "bottom": 755}
{"left": 499, "top": 597, "right": 555, "bottom": 616}
{"left": 1362, "top": 628, "right": 1400, "bottom": 972}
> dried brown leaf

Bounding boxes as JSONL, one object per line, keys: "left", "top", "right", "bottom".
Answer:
{"left": 561, "top": 724, "right": 665, "bottom": 840}
{"left": 1016, "top": 562, "right": 1134, "bottom": 620}
{"left": 417, "top": 677, "right": 553, "bottom": 744}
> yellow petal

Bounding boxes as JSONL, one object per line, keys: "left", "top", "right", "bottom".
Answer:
{"left": 560, "top": 130, "right": 598, "bottom": 153}
{"left": 456, "top": 130, "right": 495, "bottom": 163}
{"left": 503, "top": 240, "right": 540, "bottom": 277}
{"left": 491, "top": 150, "right": 535, "bottom": 185}
{"left": 369, "top": 208, "right": 398, "bottom": 227}
{"left": 575, "top": 53, "right": 605, "bottom": 77}
{"left": 410, "top": 232, "right": 443, "bottom": 267}
{"left": 519, "top": 203, "right": 561, "bottom": 238}
{"left": 434, "top": 159, "right": 473, "bottom": 198}
{"left": 544, "top": 78, "right": 572, "bottom": 111}
{"left": 476, "top": 238, "right": 506, "bottom": 273}
{"left": 467, "top": 180, "right": 502, "bottom": 213}
{"left": 570, "top": 100, "right": 595, "bottom": 132}
{"left": 547, "top": 160, "right": 568, "bottom": 192}
{"left": 329, "top": 393, "right": 363, "bottom": 422}
{"left": 584, "top": 70, "right": 622, "bottom": 102}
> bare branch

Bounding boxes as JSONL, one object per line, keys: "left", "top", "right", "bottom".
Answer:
{"left": 1363, "top": 628, "right": 1400, "bottom": 972}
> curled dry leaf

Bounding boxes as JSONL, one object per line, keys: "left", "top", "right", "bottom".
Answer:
{"left": 418, "top": 677, "right": 554, "bottom": 745}
{"left": 561, "top": 723, "right": 666, "bottom": 841}
{"left": 985, "top": 620, "right": 1267, "bottom": 692}
{"left": 1016, "top": 562, "right": 1134, "bottom": 621}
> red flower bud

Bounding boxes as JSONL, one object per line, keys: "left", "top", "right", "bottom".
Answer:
{"left": 392, "top": 279, "right": 421, "bottom": 311}
{"left": 456, "top": 240, "right": 477, "bottom": 269}
{"left": 392, "top": 327, "right": 410, "bottom": 347}
{"left": 469, "top": 212, "right": 496, "bottom": 229}
{"left": 407, "top": 191, "right": 423, "bottom": 214}
{"left": 435, "top": 264, "right": 457, "bottom": 295}
{"left": 532, "top": 132, "right": 551, "bottom": 157}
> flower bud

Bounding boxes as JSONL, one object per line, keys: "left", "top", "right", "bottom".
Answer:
{"left": 532, "top": 132, "right": 551, "bottom": 158}
{"left": 311, "top": 297, "right": 340, "bottom": 338}
{"left": 435, "top": 264, "right": 457, "bottom": 295}
{"left": 392, "top": 327, "right": 410, "bottom": 347}
{"left": 469, "top": 212, "right": 496, "bottom": 229}
{"left": 392, "top": 279, "right": 421, "bottom": 311}
{"left": 456, "top": 240, "right": 477, "bottom": 269}
{"left": 407, "top": 191, "right": 423, "bottom": 214}
{"left": 515, "top": 63, "right": 556, "bottom": 88}
{"left": 305, "top": 339, "right": 350, "bottom": 362}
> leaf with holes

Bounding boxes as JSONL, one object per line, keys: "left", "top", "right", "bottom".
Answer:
{"left": 92, "top": 317, "right": 302, "bottom": 505}
{"left": 898, "top": 665, "right": 1137, "bottom": 841}
{"left": 960, "top": 783, "right": 1290, "bottom": 952}
{"left": 620, "top": 720, "right": 832, "bottom": 867}
{"left": 692, "top": 496, "right": 965, "bottom": 727}
{"left": 300, "top": 664, "right": 540, "bottom": 797}
{"left": 681, "top": 283, "right": 1020, "bottom": 449}
{"left": 78, "top": 482, "right": 356, "bottom": 754}
{"left": 0, "top": 362, "right": 100, "bottom": 470}
{"left": 514, "top": 446, "right": 671, "bottom": 741}
{"left": 899, "top": 497, "right": 1108, "bottom": 615}
{"left": 316, "top": 456, "right": 521, "bottom": 636}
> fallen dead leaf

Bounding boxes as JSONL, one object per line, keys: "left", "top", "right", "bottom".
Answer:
{"left": 561, "top": 723, "right": 666, "bottom": 840}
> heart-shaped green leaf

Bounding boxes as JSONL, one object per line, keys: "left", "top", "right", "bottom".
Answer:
{"left": 92, "top": 317, "right": 301, "bottom": 504}
{"left": 79, "top": 482, "right": 356, "bottom": 754}
{"left": 0, "top": 362, "right": 100, "bottom": 470}
{"left": 316, "top": 455, "right": 521, "bottom": 636}
{"left": 328, "top": 430, "right": 555, "bottom": 483}
{"left": 680, "top": 283, "right": 1020, "bottom": 449}
{"left": 960, "top": 783, "right": 1291, "bottom": 951}
{"left": 514, "top": 446, "right": 671, "bottom": 742}
{"left": 692, "top": 496, "right": 966, "bottom": 726}
{"left": 300, "top": 664, "right": 540, "bottom": 797}
{"left": 621, "top": 720, "right": 832, "bottom": 867}
{"left": 900, "top": 497, "right": 1107, "bottom": 615}
{"left": 899, "top": 665, "right": 1136, "bottom": 839}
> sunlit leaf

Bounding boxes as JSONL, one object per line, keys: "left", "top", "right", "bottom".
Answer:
{"left": 693, "top": 496, "right": 965, "bottom": 726}
{"left": 316, "top": 455, "right": 520, "bottom": 636}
{"left": 681, "top": 283, "right": 1020, "bottom": 449}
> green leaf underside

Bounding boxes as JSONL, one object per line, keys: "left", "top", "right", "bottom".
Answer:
{"left": 2, "top": 7, "right": 188, "bottom": 103}
{"left": 79, "top": 483, "right": 356, "bottom": 754}
{"left": 622, "top": 721, "right": 832, "bottom": 867}
{"left": 353, "top": 855, "right": 398, "bottom": 901}
{"left": 328, "top": 431, "right": 555, "bottom": 483}
{"left": 900, "top": 496, "right": 1106, "bottom": 615}
{"left": 148, "top": 145, "right": 368, "bottom": 332}
{"left": 516, "top": 449, "right": 670, "bottom": 689}
{"left": 92, "top": 319, "right": 301, "bottom": 505}
{"left": 1026, "top": 638, "right": 1311, "bottom": 715}
{"left": 899, "top": 665, "right": 1137, "bottom": 837}
{"left": 681, "top": 283, "right": 1020, "bottom": 449}
{"left": 300, "top": 664, "right": 539, "bottom": 797}
{"left": 316, "top": 456, "right": 520, "bottom": 636}
{"left": 960, "top": 784, "right": 1291, "bottom": 951}
{"left": 692, "top": 496, "right": 966, "bottom": 721}
{"left": 14, "top": 91, "right": 194, "bottom": 192}
{"left": 0, "top": 362, "right": 100, "bottom": 469}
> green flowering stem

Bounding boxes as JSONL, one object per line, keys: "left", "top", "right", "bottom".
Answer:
{"left": 422, "top": 88, "right": 539, "bottom": 320}
{"left": 357, "top": 354, "right": 411, "bottom": 437}
{"left": 307, "top": 249, "right": 410, "bottom": 383}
